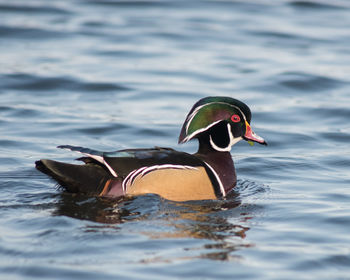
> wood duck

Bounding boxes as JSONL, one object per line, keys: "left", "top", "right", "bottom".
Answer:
{"left": 36, "top": 96, "right": 266, "bottom": 201}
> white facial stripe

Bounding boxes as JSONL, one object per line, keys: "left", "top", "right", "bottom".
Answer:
{"left": 227, "top": 123, "right": 243, "bottom": 147}
{"left": 183, "top": 120, "right": 222, "bottom": 143}
{"left": 185, "top": 104, "right": 207, "bottom": 134}
{"left": 184, "top": 102, "right": 247, "bottom": 142}
{"left": 227, "top": 123, "right": 234, "bottom": 144}
{"left": 230, "top": 136, "right": 243, "bottom": 146}
{"left": 204, "top": 161, "right": 225, "bottom": 197}
{"left": 209, "top": 123, "right": 242, "bottom": 152}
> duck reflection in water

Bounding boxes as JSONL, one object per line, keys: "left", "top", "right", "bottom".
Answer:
{"left": 54, "top": 190, "right": 255, "bottom": 262}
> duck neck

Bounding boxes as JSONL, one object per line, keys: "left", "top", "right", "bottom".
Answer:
{"left": 196, "top": 137, "right": 237, "bottom": 196}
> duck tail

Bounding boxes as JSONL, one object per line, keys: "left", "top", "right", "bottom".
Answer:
{"left": 35, "top": 159, "right": 110, "bottom": 195}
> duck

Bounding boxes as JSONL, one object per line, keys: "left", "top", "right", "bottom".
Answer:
{"left": 36, "top": 96, "right": 266, "bottom": 201}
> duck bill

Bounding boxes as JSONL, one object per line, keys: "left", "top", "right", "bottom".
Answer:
{"left": 244, "top": 121, "right": 267, "bottom": 145}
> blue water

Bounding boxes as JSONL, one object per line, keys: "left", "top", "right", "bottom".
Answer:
{"left": 1, "top": 0, "right": 350, "bottom": 279}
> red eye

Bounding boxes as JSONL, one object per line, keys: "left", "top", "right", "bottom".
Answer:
{"left": 231, "top": 114, "right": 241, "bottom": 123}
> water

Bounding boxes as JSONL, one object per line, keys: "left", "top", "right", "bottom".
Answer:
{"left": 1, "top": 0, "right": 350, "bottom": 279}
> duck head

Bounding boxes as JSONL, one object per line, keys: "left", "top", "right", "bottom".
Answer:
{"left": 178, "top": 96, "right": 267, "bottom": 152}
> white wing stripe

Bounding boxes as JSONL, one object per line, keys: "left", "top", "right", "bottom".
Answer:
{"left": 140, "top": 164, "right": 197, "bottom": 177}
{"left": 59, "top": 147, "right": 119, "bottom": 178}
{"left": 122, "top": 164, "right": 198, "bottom": 192}
{"left": 103, "top": 161, "right": 118, "bottom": 177}
{"left": 129, "top": 167, "right": 148, "bottom": 186}
{"left": 80, "top": 153, "right": 118, "bottom": 177}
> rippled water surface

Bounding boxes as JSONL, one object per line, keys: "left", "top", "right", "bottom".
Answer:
{"left": 1, "top": 0, "right": 350, "bottom": 279}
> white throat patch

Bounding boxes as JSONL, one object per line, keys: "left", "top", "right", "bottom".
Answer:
{"left": 209, "top": 123, "right": 242, "bottom": 152}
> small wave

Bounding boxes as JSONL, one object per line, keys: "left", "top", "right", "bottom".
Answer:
{"left": 249, "top": 30, "right": 313, "bottom": 42}
{"left": 1, "top": 73, "right": 131, "bottom": 92}
{"left": 95, "top": 49, "right": 161, "bottom": 59}
{"left": 307, "top": 107, "right": 350, "bottom": 125}
{"left": 0, "top": 169, "right": 48, "bottom": 180}
{"left": 0, "top": 3, "right": 72, "bottom": 15}
{"left": 85, "top": 0, "right": 173, "bottom": 8}
{"left": 235, "top": 179, "right": 269, "bottom": 199}
{"left": 277, "top": 72, "right": 344, "bottom": 91}
{"left": 254, "top": 71, "right": 346, "bottom": 94}
{"left": 288, "top": 0, "right": 349, "bottom": 10}
{"left": 318, "top": 131, "right": 350, "bottom": 144}
{"left": 77, "top": 123, "right": 129, "bottom": 135}
{"left": 0, "top": 25, "right": 68, "bottom": 40}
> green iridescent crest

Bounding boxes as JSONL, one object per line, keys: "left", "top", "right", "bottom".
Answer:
{"left": 186, "top": 103, "right": 235, "bottom": 136}
{"left": 178, "top": 96, "right": 251, "bottom": 143}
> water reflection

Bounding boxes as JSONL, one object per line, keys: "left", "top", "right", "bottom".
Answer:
{"left": 54, "top": 193, "right": 137, "bottom": 224}
{"left": 54, "top": 191, "right": 255, "bottom": 261}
